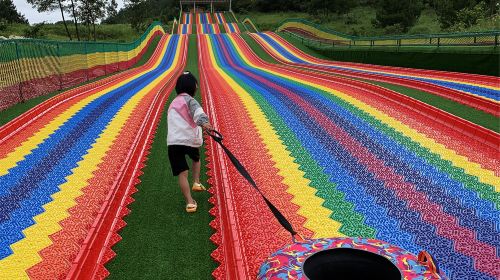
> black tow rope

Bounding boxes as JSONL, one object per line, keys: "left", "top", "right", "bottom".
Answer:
{"left": 206, "top": 129, "right": 300, "bottom": 240}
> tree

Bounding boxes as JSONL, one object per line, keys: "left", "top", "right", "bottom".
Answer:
{"left": 0, "top": 0, "right": 28, "bottom": 23}
{"left": 27, "top": 0, "right": 72, "bottom": 40}
{"left": 433, "top": 0, "right": 469, "bottom": 28}
{"left": 433, "top": 0, "right": 495, "bottom": 28}
{"left": 69, "top": 0, "right": 81, "bottom": 40}
{"left": 374, "top": 0, "right": 424, "bottom": 32}
{"left": 107, "top": 0, "right": 118, "bottom": 18}
{"left": 78, "top": 0, "right": 106, "bottom": 40}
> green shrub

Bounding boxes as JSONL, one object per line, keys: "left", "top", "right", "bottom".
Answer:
{"left": 0, "top": 20, "right": 7, "bottom": 31}
{"left": 24, "top": 22, "right": 45, "bottom": 38}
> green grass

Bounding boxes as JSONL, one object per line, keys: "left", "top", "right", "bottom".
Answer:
{"left": 0, "top": 23, "right": 143, "bottom": 42}
{"left": 240, "top": 33, "right": 277, "bottom": 64}
{"left": 244, "top": 33, "right": 499, "bottom": 131}
{"left": 0, "top": 36, "right": 161, "bottom": 125}
{"left": 105, "top": 34, "right": 216, "bottom": 279}
{"left": 237, "top": 11, "right": 310, "bottom": 32}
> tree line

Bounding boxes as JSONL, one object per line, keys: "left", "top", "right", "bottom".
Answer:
{"left": 238, "top": 0, "right": 498, "bottom": 31}
{"left": 0, "top": 0, "right": 28, "bottom": 24}
{"left": 0, "top": 0, "right": 119, "bottom": 40}
{"left": 28, "top": 0, "right": 119, "bottom": 40}
{"left": 2, "top": 0, "right": 498, "bottom": 38}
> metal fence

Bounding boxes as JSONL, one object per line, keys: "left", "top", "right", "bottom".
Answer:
{"left": 0, "top": 22, "right": 165, "bottom": 111}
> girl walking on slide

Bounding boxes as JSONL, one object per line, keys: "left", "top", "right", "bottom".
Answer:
{"left": 167, "top": 71, "right": 213, "bottom": 213}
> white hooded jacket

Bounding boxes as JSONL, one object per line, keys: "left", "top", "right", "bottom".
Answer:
{"left": 167, "top": 93, "right": 209, "bottom": 147}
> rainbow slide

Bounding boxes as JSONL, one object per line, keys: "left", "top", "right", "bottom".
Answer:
{"left": 214, "top": 12, "right": 227, "bottom": 24}
{"left": 198, "top": 33, "right": 499, "bottom": 279}
{"left": 0, "top": 34, "right": 188, "bottom": 278}
{"left": 178, "top": 24, "right": 192, "bottom": 34}
{"left": 196, "top": 13, "right": 213, "bottom": 25}
{"left": 181, "top": 13, "right": 192, "bottom": 24}
{"left": 223, "top": 23, "right": 241, "bottom": 33}
{"left": 251, "top": 32, "right": 500, "bottom": 116}
{"left": 197, "top": 24, "right": 221, "bottom": 35}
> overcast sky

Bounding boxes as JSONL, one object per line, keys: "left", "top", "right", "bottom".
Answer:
{"left": 13, "top": 0, "right": 125, "bottom": 24}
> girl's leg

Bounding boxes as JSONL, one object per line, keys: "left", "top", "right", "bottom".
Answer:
{"left": 192, "top": 160, "right": 201, "bottom": 184}
{"left": 178, "top": 170, "right": 195, "bottom": 204}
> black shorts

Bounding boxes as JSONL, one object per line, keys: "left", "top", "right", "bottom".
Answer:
{"left": 168, "top": 145, "right": 200, "bottom": 176}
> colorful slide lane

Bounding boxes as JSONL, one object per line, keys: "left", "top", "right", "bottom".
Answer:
{"left": 196, "top": 13, "right": 214, "bottom": 25}
{"left": 214, "top": 12, "right": 227, "bottom": 24}
{"left": 178, "top": 24, "right": 192, "bottom": 35}
{"left": 199, "top": 33, "right": 499, "bottom": 279}
{"left": 0, "top": 34, "right": 188, "bottom": 279}
{"left": 223, "top": 23, "right": 241, "bottom": 34}
{"left": 197, "top": 24, "right": 221, "bottom": 35}
{"left": 250, "top": 32, "right": 500, "bottom": 115}
{"left": 181, "top": 13, "right": 192, "bottom": 24}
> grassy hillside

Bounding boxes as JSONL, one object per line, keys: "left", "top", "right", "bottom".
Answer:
{"left": 238, "top": 7, "right": 499, "bottom": 35}
{"left": 0, "top": 23, "right": 143, "bottom": 42}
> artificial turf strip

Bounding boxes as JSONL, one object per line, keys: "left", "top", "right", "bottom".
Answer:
{"left": 0, "top": 36, "right": 162, "bottom": 126}
{"left": 270, "top": 33, "right": 500, "bottom": 132}
{"left": 105, "top": 34, "right": 217, "bottom": 280}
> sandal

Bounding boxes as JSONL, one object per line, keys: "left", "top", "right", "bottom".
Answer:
{"left": 186, "top": 200, "right": 197, "bottom": 213}
{"left": 192, "top": 182, "right": 206, "bottom": 192}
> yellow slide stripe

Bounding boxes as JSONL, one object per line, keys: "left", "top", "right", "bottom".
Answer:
{"left": 205, "top": 35, "right": 343, "bottom": 238}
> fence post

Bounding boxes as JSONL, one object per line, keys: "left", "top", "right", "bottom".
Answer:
{"left": 495, "top": 34, "right": 499, "bottom": 47}
{"left": 14, "top": 41, "right": 24, "bottom": 103}
{"left": 57, "top": 43, "right": 63, "bottom": 90}
{"left": 437, "top": 37, "right": 440, "bottom": 47}
{"left": 473, "top": 36, "right": 477, "bottom": 44}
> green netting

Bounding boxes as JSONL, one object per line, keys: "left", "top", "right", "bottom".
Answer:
{"left": 0, "top": 22, "right": 163, "bottom": 60}
{"left": 0, "top": 22, "right": 164, "bottom": 111}
{"left": 277, "top": 19, "right": 500, "bottom": 47}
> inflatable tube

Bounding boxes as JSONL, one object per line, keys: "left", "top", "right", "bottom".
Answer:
{"left": 258, "top": 237, "right": 446, "bottom": 280}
